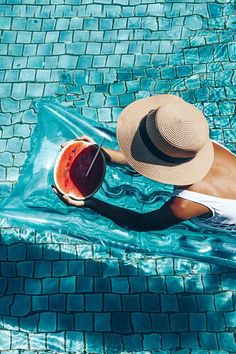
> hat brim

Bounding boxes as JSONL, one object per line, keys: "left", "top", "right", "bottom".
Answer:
{"left": 117, "top": 94, "right": 214, "bottom": 186}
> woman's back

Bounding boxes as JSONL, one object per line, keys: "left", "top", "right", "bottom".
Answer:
{"left": 187, "top": 141, "right": 236, "bottom": 200}
{"left": 173, "top": 142, "right": 236, "bottom": 230}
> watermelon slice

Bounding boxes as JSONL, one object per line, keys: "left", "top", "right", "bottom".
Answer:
{"left": 54, "top": 141, "right": 106, "bottom": 200}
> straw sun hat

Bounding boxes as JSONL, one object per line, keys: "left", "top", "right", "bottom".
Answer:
{"left": 117, "top": 94, "right": 214, "bottom": 186}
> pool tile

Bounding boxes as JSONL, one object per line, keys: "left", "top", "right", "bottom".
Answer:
{"left": 77, "top": 276, "right": 93, "bottom": 292}
{"left": 215, "top": 291, "right": 233, "bottom": 311}
{"left": 42, "top": 278, "right": 58, "bottom": 294}
{"left": 69, "top": 260, "right": 84, "bottom": 275}
{"left": 170, "top": 313, "right": 188, "bottom": 332}
{"left": 2, "top": 99, "right": 19, "bottom": 114}
{"left": 93, "top": 55, "right": 107, "bottom": 68}
{"left": 39, "top": 312, "right": 56, "bottom": 332}
{"left": 0, "top": 278, "right": 7, "bottom": 296}
{"left": 27, "top": 57, "right": 45, "bottom": 69}
{"left": 190, "top": 313, "right": 206, "bottom": 331}
{"left": 197, "top": 294, "right": 215, "bottom": 312}
{"left": 166, "top": 276, "right": 184, "bottom": 293}
{"left": 27, "top": 245, "right": 42, "bottom": 260}
{"left": 135, "top": 4, "right": 147, "bottom": 17}
{"left": 69, "top": 17, "right": 83, "bottom": 30}
{"left": 11, "top": 83, "right": 26, "bottom": 100}
{"left": 3, "top": 166, "right": 16, "bottom": 181}
{"left": 9, "top": 17, "right": 27, "bottom": 30}
{"left": 26, "top": 18, "right": 41, "bottom": 31}
{"left": 123, "top": 334, "right": 142, "bottom": 351}
{"left": 104, "top": 333, "right": 122, "bottom": 352}
{"left": 32, "top": 295, "right": 48, "bottom": 311}
{"left": 85, "top": 333, "right": 103, "bottom": 354}
{"left": 157, "top": 258, "right": 174, "bottom": 275}
{"left": 2, "top": 31, "right": 17, "bottom": 44}
{"left": 17, "top": 261, "right": 34, "bottom": 277}
{"left": 0, "top": 84, "right": 12, "bottom": 98}
{"left": 131, "top": 312, "right": 151, "bottom": 333}
{"left": 11, "top": 295, "right": 31, "bottom": 316}
{"left": 185, "top": 275, "right": 204, "bottom": 293}
{"left": 200, "top": 332, "right": 218, "bottom": 350}
{"left": 112, "top": 277, "right": 129, "bottom": 293}
{"left": 0, "top": 56, "right": 12, "bottom": 70}
{"left": 161, "top": 294, "right": 179, "bottom": 312}
{"left": 6, "top": 167, "right": 19, "bottom": 181}
{"left": 31, "top": 31, "right": 45, "bottom": 43}
{"left": 111, "top": 312, "right": 132, "bottom": 334}
{"left": 85, "top": 294, "right": 102, "bottom": 311}
{"left": 179, "top": 295, "right": 198, "bottom": 312}
{"left": 218, "top": 332, "right": 236, "bottom": 351}
{"left": 101, "top": 43, "right": 115, "bottom": 56}
{"left": 66, "top": 331, "right": 83, "bottom": 352}
{"left": 20, "top": 314, "right": 38, "bottom": 333}
{"left": 0, "top": 152, "right": 13, "bottom": 166}
{"left": 208, "top": 3, "right": 223, "bottom": 17}
{"left": 203, "top": 274, "right": 221, "bottom": 293}
{"left": 11, "top": 331, "right": 28, "bottom": 350}
{"left": 35, "top": 69, "right": 50, "bottom": 82}
{"left": 41, "top": 19, "right": 56, "bottom": 32}
{"left": 122, "top": 294, "right": 140, "bottom": 311}
{"left": 58, "top": 55, "right": 77, "bottom": 69}
{"left": 0, "top": 296, "right": 13, "bottom": 316}
{"left": 207, "top": 312, "right": 225, "bottom": 331}
{"left": 67, "top": 43, "right": 86, "bottom": 55}
{"left": 60, "top": 244, "right": 77, "bottom": 259}
{"left": 13, "top": 125, "right": 30, "bottom": 139}
{"left": 75, "top": 313, "right": 93, "bottom": 331}
{"left": 181, "top": 332, "right": 199, "bottom": 349}
{"left": 143, "top": 333, "right": 161, "bottom": 350}
{"left": 58, "top": 313, "right": 74, "bottom": 330}
{"left": 130, "top": 276, "right": 147, "bottom": 292}
{"left": 95, "top": 313, "right": 111, "bottom": 331}
{"left": 84, "top": 18, "right": 98, "bottom": 31}
{"left": 34, "top": 261, "right": 51, "bottom": 278}
{"left": 106, "top": 54, "right": 121, "bottom": 68}
{"left": 67, "top": 294, "right": 83, "bottom": 311}
{"left": 162, "top": 333, "right": 180, "bottom": 350}
{"left": 7, "top": 243, "right": 26, "bottom": 261}
{"left": 103, "top": 294, "right": 121, "bottom": 311}
{"left": 95, "top": 277, "right": 111, "bottom": 292}
{"left": 29, "top": 333, "right": 46, "bottom": 350}
{"left": 55, "top": 18, "right": 69, "bottom": 31}
{"left": 221, "top": 273, "right": 236, "bottom": 291}
{"left": 16, "top": 31, "right": 32, "bottom": 44}
{"left": 0, "top": 245, "right": 7, "bottom": 261}
{"left": 49, "top": 294, "right": 65, "bottom": 311}
{"left": 52, "top": 261, "right": 67, "bottom": 276}
{"left": 86, "top": 3, "right": 103, "bottom": 16}
{"left": 225, "top": 311, "right": 236, "bottom": 328}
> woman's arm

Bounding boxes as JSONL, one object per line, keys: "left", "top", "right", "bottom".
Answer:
{"left": 102, "top": 148, "right": 128, "bottom": 165}
{"left": 52, "top": 185, "right": 182, "bottom": 230}
{"left": 85, "top": 197, "right": 184, "bottom": 231}
{"left": 52, "top": 184, "right": 210, "bottom": 231}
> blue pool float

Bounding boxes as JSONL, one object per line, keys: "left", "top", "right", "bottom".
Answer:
{"left": 0, "top": 99, "right": 235, "bottom": 268}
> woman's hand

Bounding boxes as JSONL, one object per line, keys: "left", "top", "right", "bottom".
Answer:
{"left": 51, "top": 185, "right": 85, "bottom": 207}
{"left": 61, "top": 135, "right": 96, "bottom": 149}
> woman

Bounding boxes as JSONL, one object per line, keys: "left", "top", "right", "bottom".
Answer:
{"left": 52, "top": 94, "right": 236, "bottom": 231}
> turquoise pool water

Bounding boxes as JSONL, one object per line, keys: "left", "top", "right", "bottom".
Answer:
{"left": 0, "top": 0, "right": 236, "bottom": 352}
